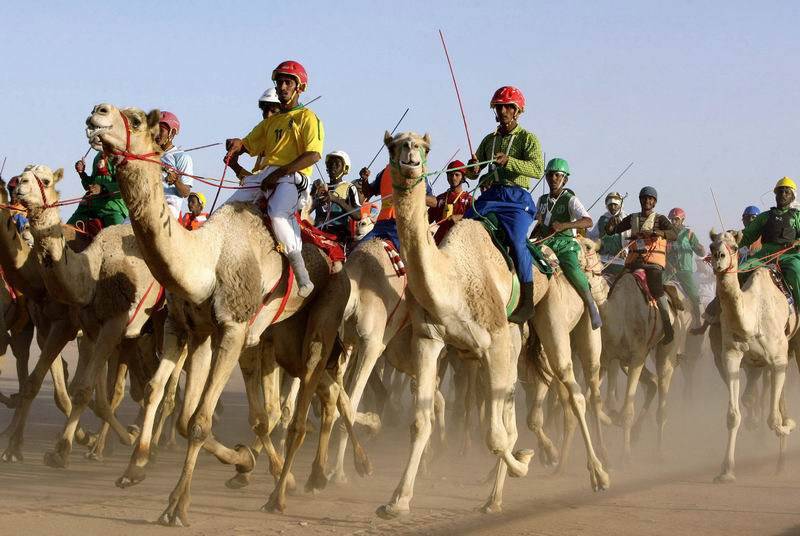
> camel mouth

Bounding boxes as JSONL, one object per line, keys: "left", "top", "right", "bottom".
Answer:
{"left": 399, "top": 158, "right": 421, "bottom": 168}
{"left": 85, "top": 124, "right": 110, "bottom": 139}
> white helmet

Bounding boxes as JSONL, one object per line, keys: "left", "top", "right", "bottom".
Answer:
{"left": 605, "top": 191, "right": 623, "bottom": 207}
{"left": 258, "top": 87, "right": 280, "bottom": 105}
{"left": 325, "top": 150, "right": 351, "bottom": 175}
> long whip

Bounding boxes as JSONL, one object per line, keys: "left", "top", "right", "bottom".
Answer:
{"left": 439, "top": 29, "right": 473, "bottom": 156}
{"left": 710, "top": 187, "right": 726, "bottom": 230}
{"left": 587, "top": 161, "right": 635, "bottom": 211}
{"left": 365, "top": 108, "right": 410, "bottom": 170}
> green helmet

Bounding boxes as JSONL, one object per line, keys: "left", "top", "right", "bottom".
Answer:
{"left": 545, "top": 157, "right": 570, "bottom": 176}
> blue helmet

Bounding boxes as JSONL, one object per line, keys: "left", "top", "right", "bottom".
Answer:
{"left": 742, "top": 205, "right": 760, "bottom": 217}
{"left": 639, "top": 186, "right": 658, "bottom": 200}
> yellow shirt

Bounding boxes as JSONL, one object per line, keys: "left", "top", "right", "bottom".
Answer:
{"left": 242, "top": 107, "right": 324, "bottom": 178}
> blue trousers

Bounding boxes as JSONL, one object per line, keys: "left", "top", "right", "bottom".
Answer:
{"left": 466, "top": 185, "right": 536, "bottom": 283}
{"left": 362, "top": 218, "right": 400, "bottom": 251}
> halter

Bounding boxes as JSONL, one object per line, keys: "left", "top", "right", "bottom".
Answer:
{"left": 713, "top": 240, "right": 738, "bottom": 274}
{"left": 28, "top": 171, "right": 50, "bottom": 209}
{"left": 111, "top": 110, "right": 159, "bottom": 166}
{"left": 389, "top": 143, "right": 428, "bottom": 191}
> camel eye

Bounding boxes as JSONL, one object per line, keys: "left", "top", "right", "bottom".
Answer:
{"left": 132, "top": 117, "right": 141, "bottom": 128}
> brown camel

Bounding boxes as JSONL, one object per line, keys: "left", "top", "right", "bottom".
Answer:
{"left": 0, "top": 177, "right": 92, "bottom": 463}
{"left": 85, "top": 103, "right": 369, "bottom": 526}
{"left": 14, "top": 165, "right": 162, "bottom": 467}
{"left": 708, "top": 230, "right": 797, "bottom": 482}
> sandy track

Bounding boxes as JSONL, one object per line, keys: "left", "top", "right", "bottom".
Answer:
{"left": 1, "top": 346, "right": 800, "bottom": 535}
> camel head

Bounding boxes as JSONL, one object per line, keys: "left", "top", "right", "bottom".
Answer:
{"left": 85, "top": 103, "right": 162, "bottom": 159}
{"left": 15, "top": 164, "right": 62, "bottom": 215}
{"left": 384, "top": 131, "right": 431, "bottom": 186}
{"left": 576, "top": 235, "right": 602, "bottom": 274}
{"left": 708, "top": 229, "right": 740, "bottom": 274}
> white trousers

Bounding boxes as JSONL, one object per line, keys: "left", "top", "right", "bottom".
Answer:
{"left": 225, "top": 166, "right": 308, "bottom": 254}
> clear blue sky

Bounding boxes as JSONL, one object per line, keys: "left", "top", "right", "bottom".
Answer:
{"left": 1, "top": 0, "right": 798, "bottom": 236}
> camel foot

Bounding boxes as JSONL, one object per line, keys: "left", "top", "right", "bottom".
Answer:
{"left": 158, "top": 490, "right": 191, "bottom": 527}
{"left": 1, "top": 392, "right": 20, "bottom": 409}
{"left": 589, "top": 463, "right": 610, "bottom": 491}
{"left": 260, "top": 491, "right": 286, "bottom": 514}
{"left": 597, "top": 409, "right": 613, "bottom": 427}
{"left": 43, "top": 443, "right": 70, "bottom": 469}
{"left": 304, "top": 465, "right": 328, "bottom": 493}
{"left": 508, "top": 449, "right": 535, "bottom": 478}
{"left": 116, "top": 464, "right": 147, "bottom": 488}
{"left": 714, "top": 472, "right": 736, "bottom": 484}
{"left": 75, "top": 430, "right": 98, "bottom": 448}
{"left": 84, "top": 449, "right": 104, "bottom": 462}
{"left": 353, "top": 444, "right": 373, "bottom": 477}
{"left": 233, "top": 444, "right": 256, "bottom": 475}
{"left": 1, "top": 445, "right": 23, "bottom": 463}
{"left": 774, "top": 425, "right": 794, "bottom": 437}
{"left": 375, "top": 503, "right": 409, "bottom": 520}
{"left": 225, "top": 471, "right": 252, "bottom": 489}
{"left": 328, "top": 469, "right": 349, "bottom": 486}
{"left": 538, "top": 440, "right": 559, "bottom": 468}
{"left": 478, "top": 502, "right": 502, "bottom": 514}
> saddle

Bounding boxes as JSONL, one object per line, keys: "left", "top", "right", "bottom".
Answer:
{"left": 478, "top": 213, "right": 553, "bottom": 278}
{"left": 73, "top": 218, "right": 104, "bottom": 239}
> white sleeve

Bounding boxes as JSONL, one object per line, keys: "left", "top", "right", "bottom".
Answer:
{"left": 568, "top": 196, "right": 590, "bottom": 220}
{"left": 178, "top": 153, "right": 194, "bottom": 186}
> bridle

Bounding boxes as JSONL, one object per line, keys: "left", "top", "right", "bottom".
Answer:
{"left": 712, "top": 240, "right": 738, "bottom": 274}
{"left": 389, "top": 143, "right": 428, "bottom": 191}
{"left": 109, "top": 109, "right": 159, "bottom": 166}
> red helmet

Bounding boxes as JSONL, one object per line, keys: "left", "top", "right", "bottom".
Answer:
{"left": 668, "top": 207, "right": 686, "bottom": 220}
{"left": 159, "top": 111, "right": 180, "bottom": 134}
{"left": 446, "top": 160, "right": 466, "bottom": 174}
{"left": 7, "top": 176, "right": 19, "bottom": 190}
{"left": 490, "top": 86, "right": 525, "bottom": 112}
{"left": 272, "top": 60, "right": 308, "bottom": 90}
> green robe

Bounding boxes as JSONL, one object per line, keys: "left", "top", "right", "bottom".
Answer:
{"left": 67, "top": 153, "right": 129, "bottom": 227}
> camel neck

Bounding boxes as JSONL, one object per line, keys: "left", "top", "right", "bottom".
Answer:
{"left": 0, "top": 206, "right": 43, "bottom": 297}
{"left": 115, "top": 159, "right": 209, "bottom": 301}
{"left": 392, "top": 167, "right": 448, "bottom": 312}
{"left": 26, "top": 205, "right": 96, "bottom": 306}
{"left": 716, "top": 270, "right": 750, "bottom": 334}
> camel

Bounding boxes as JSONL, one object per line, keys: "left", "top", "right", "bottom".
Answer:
{"left": 520, "top": 236, "right": 611, "bottom": 474}
{"left": 0, "top": 275, "right": 35, "bottom": 412}
{"left": 14, "top": 164, "right": 163, "bottom": 467}
{"left": 0, "top": 178, "right": 93, "bottom": 463}
{"left": 594, "top": 236, "right": 692, "bottom": 462}
{"left": 707, "top": 230, "right": 797, "bottom": 482}
{"left": 85, "top": 103, "right": 370, "bottom": 526}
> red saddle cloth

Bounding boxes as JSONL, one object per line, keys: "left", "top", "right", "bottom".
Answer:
{"left": 296, "top": 215, "right": 346, "bottom": 264}
{"left": 74, "top": 218, "right": 104, "bottom": 239}
{"left": 631, "top": 269, "right": 655, "bottom": 303}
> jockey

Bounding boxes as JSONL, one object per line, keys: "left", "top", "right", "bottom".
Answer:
{"left": 224, "top": 60, "right": 324, "bottom": 297}
{"left": 179, "top": 192, "right": 208, "bottom": 231}
{"left": 428, "top": 160, "right": 473, "bottom": 243}
{"left": 605, "top": 186, "right": 678, "bottom": 343}
{"left": 158, "top": 111, "right": 194, "bottom": 219}
{"left": 591, "top": 192, "right": 628, "bottom": 274}
{"left": 312, "top": 150, "right": 361, "bottom": 244}
{"left": 6, "top": 176, "right": 32, "bottom": 246}
{"left": 738, "top": 177, "right": 800, "bottom": 306}
{"left": 532, "top": 158, "right": 602, "bottom": 329}
{"left": 664, "top": 207, "right": 705, "bottom": 326}
{"left": 739, "top": 205, "right": 762, "bottom": 261}
{"left": 229, "top": 88, "right": 283, "bottom": 181}
{"left": 465, "top": 86, "right": 543, "bottom": 324}
{"left": 357, "top": 163, "right": 437, "bottom": 250}
{"left": 68, "top": 152, "right": 128, "bottom": 229}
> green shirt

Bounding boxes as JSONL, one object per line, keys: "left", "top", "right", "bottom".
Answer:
{"left": 597, "top": 213, "right": 624, "bottom": 256}
{"left": 667, "top": 227, "right": 703, "bottom": 272}
{"left": 537, "top": 189, "right": 575, "bottom": 238}
{"left": 741, "top": 207, "right": 800, "bottom": 255}
{"left": 79, "top": 153, "right": 128, "bottom": 217}
{"left": 474, "top": 125, "right": 543, "bottom": 189}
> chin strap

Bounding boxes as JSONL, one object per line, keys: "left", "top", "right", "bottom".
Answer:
{"left": 111, "top": 110, "right": 159, "bottom": 166}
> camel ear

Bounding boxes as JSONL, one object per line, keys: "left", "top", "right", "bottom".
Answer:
{"left": 147, "top": 109, "right": 161, "bottom": 130}
{"left": 732, "top": 230, "right": 743, "bottom": 245}
{"left": 423, "top": 132, "right": 431, "bottom": 151}
{"left": 709, "top": 228, "right": 720, "bottom": 242}
{"left": 53, "top": 168, "right": 63, "bottom": 183}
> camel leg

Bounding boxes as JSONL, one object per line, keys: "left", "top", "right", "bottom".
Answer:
{"left": 11, "top": 323, "right": 33, "bottom": 394}
{"left": 462, "top": 360, "right": 479, "bottom": 455}
{"left": 524, "top": 374, "right": 559, "bottom": 468}
{"left": 553, "top": 380, "right": 577, "bottom": 475}
{"left": 117, "top": 322, "right": 188, "bottom": 487}
{"left": 279, "top": 376, "right": 301, "bottom": 455}
{"left": 331, "top": 338, "right": 385, "bottom": 484}
{"left": 159, "top": 322, "right": 247, "bottom": 527}
{"left": 305, "top": 372, "right": 340, "bottom": 493}
{"left": 619, "top": 357, "right": 646, "bottom": 465}
{"left": 767, "top": 362, "right": 794, "bottom": 449}
{"left": 376, "top": 336, "right": 443, "bottom": 519}
{"left": 152, "top": 344, "right": 188, "bottom": 449}
{"left": 715, "top": 351, "right": 743, "bottom": 483}
{"left": 742, "top": 366, "right": 763, "bottom": 430}
{"left": 87, "top": 353, "right": 129, "bottom": 461}
{"left": 44, "top": 316, "right": 127, "bottom": 469}
{"left": 631, "top": 365, "right": 658, "bottom": 444}
{"left": 263, "top": 329, "right": 336, "bottom": 514}
{"left": 655, "top": 353, "right": 676, "bottom": 459}
{"left": 2, "top": 320, "right": 77, "bottom": 463}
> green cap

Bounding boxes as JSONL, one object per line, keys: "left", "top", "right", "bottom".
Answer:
{"left": 545, "top": 157, "right": 570, "bottom": 176}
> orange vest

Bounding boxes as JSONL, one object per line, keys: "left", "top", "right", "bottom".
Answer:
{"left": 179, "top": 212, "right": 208, "bottom": 231}
{"left": 377, "top": 164, "right": 395, "bottom": 222}
{"left": 624, "top": 213, "right": 667, "bottom": 267}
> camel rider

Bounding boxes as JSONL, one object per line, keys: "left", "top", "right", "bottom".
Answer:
{"left": 68, "top": 152, "right": 128, "bottom": 229}
{"left": 605, "top": 186, "right": 678, "bottom": 343}
{"left": 738, "top": 177, "right": 800, "bottom": 307}
{"left": 312, "top": 150, "right": 361, "bottom": 245}
{"left": 532, "top": 158, "right": 602, "bottom": 329}
{"left": 158, "top": 112, "right": 194, "bottom": 219}
{"left": 357, "top": 164, "right": 437, "bottom": 251}
{"left": 664, "top": 207, "right": 705, "bottom": 326}
{"left": 465, "top": 86, "right": 543, "bottom": 324}
{"left": 591, "top": 192, "right": 629, "bottom": 274}
{"left": 180, "top": 192, "right": 208, "bottom": 231}
{"left": 428, "top": 160, "right": 474, "bottom": 244}
{"left": 739, "top": 205, "right": 762, "bottom": 262}
{"left": 6, "top": 176, "right": 32, "bottom": 246}
{"left": 224, "top": 60, "right": 324, "bottom": 297}
{"left": 229, "top": 88, "right": 283, "bottom": 181}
